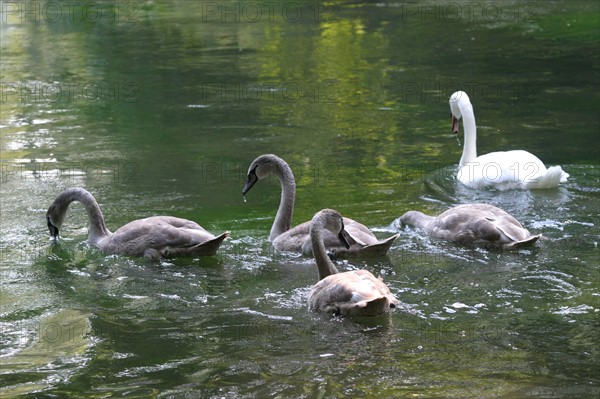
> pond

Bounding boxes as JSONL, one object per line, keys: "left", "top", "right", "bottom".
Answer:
{"left": 1, "top": 1, "right": 598, "bottom": 397}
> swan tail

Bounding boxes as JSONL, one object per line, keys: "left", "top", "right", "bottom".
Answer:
{"left": 505, "top": 234, "right": 541, "bottom": 249}
{"left": 341, "top": 295, "right": 397, "bottom": 317}
{"left": 334, "top": 234, "right": 399, "bottom": 259}
{"left": 526, "top": 166, "right": 568, "bottom": 189}
{"left": 162, "top": 231, "right": 230, "bottom": 257}
{"left": 192, "top": 231, "right": 230, "bottom": 256}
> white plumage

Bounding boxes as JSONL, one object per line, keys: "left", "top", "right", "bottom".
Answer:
{"left": 450, "top": 91, "right": 568, "bottom": 190}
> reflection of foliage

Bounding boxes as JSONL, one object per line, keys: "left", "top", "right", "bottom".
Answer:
{"left": 2, "top": 2, "right": 599, "bottom": 397}
{"left": 1, "top": 309, "right": 91, "bottom": 397}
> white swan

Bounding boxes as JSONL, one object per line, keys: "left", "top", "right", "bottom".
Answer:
{"left": 450, "top": 91, "right": 568, "bottom": 190}
{"left": 242, "top": 154, "right": 398, "bottom": 258}
{"left": 46, "top": 187, "right": 229, "bottom": 260}
{"left": 307, "top": 209, "right": 398, "bottom": 317}
{"left": 398, "top": 203, "right": 541, "bottom": 248}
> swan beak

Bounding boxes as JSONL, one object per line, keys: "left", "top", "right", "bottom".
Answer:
{"left": 451, "top": 114, "right": 460, "bottom": 134}
{"left": 338, "top": 228, "right": 351, "bottom": 249}
{"left": 47, "top": 216, "right": 59, "bottom": 239}
{"left": 242, "top": 170, "right": 258, "bottom": 195}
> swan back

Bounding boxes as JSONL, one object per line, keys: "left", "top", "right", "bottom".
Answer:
{"left": 308, "top": 270, "right": 398, "bottom": 317}
{"left": 400, "top": 204, "right": 540, "bottom": 248}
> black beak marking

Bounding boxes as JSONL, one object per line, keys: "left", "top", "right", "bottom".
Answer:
{"left": 242, "top": 168, "right": 259, "bottom": 196}
{"left": 47, "top": 216, "right": 59, "bottom": 238}
{"left": 337, "top": 221, "right": 351, "bottom": 249}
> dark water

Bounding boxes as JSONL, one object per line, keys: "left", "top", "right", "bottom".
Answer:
{"left": 1, "top": 1, "right": 599, "bottom": 397}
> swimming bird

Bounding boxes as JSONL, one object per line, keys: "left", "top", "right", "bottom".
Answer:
{"left": 242, "top": 154, "right": 398, "bottom": 258}
{"left": 307, "top": 209, "right": 398, "bottom": 316}
{"left": 450, "top": 91, "right": 568, "bottom": 190}
{"left": 46, "top": 187, "right": 229, "bottom": 260}
{"left": 397, "top": 203, "right": 540, "bottom": 248}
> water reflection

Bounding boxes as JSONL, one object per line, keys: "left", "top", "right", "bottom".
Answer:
{"left": 1, "top": 0, "right": 599, "bottom": 397}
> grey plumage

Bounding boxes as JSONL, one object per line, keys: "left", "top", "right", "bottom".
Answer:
{"left": 307, "top": 209, "right": 398, "bottom": 317}
{"left": 243, "top": 154, "right": 398, "bottom": 258}
{"left": 398, "top": 203, "right": 540, "bottom": 248}
{"left": 46, "top": 187, "right": 229, "bottom": 260}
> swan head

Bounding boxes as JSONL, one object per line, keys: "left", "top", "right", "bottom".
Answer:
{"left": 311, "top": 209, "right": 351, "bottom": 249}
{"left": 46, "top": 190, "right": 78, "bottom": 239}
{"left": 242, "top": 154, "right": 290, "bottom": 195}
{"left": 47, "top": 216, "right": 59, "bottom": 239}
{"left": 46, "top": 205, "right": 64, "bottom": 239}
{"left": 449, "top": 91, "right": 471, "bottom": 134}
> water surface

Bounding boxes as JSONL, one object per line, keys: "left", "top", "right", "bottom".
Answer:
{"left": 1, "top": 1, "right": 599, "bottom": 397}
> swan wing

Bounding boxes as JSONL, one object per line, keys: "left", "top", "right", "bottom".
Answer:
{"left": 428, "top": 204, "right": 537, "bottom": 247}
{"left": 274, "top": 218, "right": 392, "bottom": 256}
{"left": 342, "top": 217, "right": 379, "bottom": 246}
{"left": 458, "top": 150, "right": 550, "bottom": 189}
{"left": 109, "top": 216, "right": 224, "bottom": 256}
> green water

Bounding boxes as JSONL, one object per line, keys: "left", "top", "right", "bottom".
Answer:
{"left": 1, "top": 1, "right": 599, "bottom": 397}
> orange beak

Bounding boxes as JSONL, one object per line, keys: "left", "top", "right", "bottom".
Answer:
{"left": 451, "top": 114, "right": 460, "bottom": 134}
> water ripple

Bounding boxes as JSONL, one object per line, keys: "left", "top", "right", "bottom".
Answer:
{"left": 236, "top": 308, "right": 294, "bottom": 321}
{"left": 552, "top": 304, "right": 596, "bottom": 315}
{"left": 518, "top": 271, "right": 580, "bottom": 297}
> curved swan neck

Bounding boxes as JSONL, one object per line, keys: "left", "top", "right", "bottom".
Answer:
{"left": 459, "top": 101, "right": 477, "bottom": 166}
{"left": 310, "top": 221, "right": 339, "bottom": 280}
{"left": 52, "top": 188, "right": 111, "bottom": 242}
{"left": 401, "top": 211, "right": 434, "bottom": 231}
{"left": 270, "top": 159, "right": 296, "bottom": 241}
